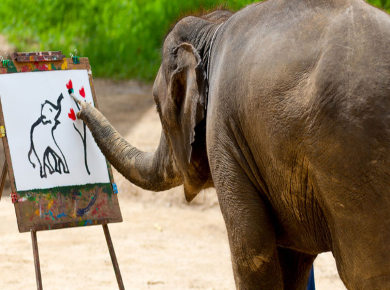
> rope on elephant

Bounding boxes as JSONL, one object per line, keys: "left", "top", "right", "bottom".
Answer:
{"left": 206, "top": 22, "right": 225, "bottom": 82}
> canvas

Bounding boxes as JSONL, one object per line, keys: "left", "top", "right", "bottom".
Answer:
{"left": 0, "top": 69, "right": 110, "bottom": 191}
{"left": 0, "top": 60, "right": 122, "bottom": 233}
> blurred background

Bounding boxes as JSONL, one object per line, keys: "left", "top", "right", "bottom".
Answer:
{"left": 0, "top": 0, "right": 389, "bottom": 82}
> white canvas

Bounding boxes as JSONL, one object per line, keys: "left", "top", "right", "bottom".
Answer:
{"left": 0, "top": 69, "right": 110, "bottom": 191}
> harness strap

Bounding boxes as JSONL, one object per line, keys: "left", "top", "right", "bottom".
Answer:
{"left": 206, "top": 22, "right": 224, "bottom": 82}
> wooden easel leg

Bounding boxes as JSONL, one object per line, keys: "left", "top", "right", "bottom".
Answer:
{"left": 0, "top": 160, "right": 8, "bottom": 201}
{"left": 31, "top": 230, "right": 43, "bottom": 290}
{"left": 103, "top": 224, "right": 125, "bottom": 290}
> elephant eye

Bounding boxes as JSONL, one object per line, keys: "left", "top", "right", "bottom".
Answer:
{"left": 49, "top": 109, "right": 52, "bottom": 112}
{"left": 155, "top": 102, "right": 162, "bottom": 114}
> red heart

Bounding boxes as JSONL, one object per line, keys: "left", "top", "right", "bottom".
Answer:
{"left": 68, "top": 108, "right": 76, "bottom": 121}
{"left": 79, "top": 87, "right": 85, "bottom": 98}
{"left": 66, "top": 79, "right": 73, "bottom": 90}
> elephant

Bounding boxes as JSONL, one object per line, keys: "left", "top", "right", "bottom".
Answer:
{"left": 28, "top": 93, "right": 69, "bottom": 178}
{"left": 70, "top": 0, "right": 390, "bottom": 289}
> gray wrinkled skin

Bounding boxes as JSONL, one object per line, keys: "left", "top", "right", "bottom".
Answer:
{"left": 77, "top": 0, "right": 390, "bottom": 289}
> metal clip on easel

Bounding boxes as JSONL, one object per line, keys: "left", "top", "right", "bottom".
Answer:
{"left": 70, "top": 49, "right": 80, "bottom": 64}
{"left": 1, "top": 54, "right": 10, "bottom": 68}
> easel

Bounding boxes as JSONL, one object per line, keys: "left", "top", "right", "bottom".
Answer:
{"left": 0, "top": 52, "right": 125, "bottom": 290}
{"left": 1, "top": 170, "right": 124, "bottom": 289}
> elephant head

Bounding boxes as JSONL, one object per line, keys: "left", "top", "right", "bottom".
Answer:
{"left": 41, "top": 93, "right": 63, "bottom": 126}
{"left": 73, "top": 10, "right": 232, "bottom": 201}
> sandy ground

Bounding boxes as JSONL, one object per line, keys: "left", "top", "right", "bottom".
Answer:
{"left": 0, "top": 59, "right": 347, "bottom": 288}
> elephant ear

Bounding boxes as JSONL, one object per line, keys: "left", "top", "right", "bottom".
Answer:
{"left": 166, "top": 43, "right": 207, "bottom": 168}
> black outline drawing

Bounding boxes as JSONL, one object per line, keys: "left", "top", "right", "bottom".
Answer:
{"left": 71, "top": 97, "right": 90, "bottom": 175}
{"left": 28, "top": 93, "right": 70, "bottom": 178}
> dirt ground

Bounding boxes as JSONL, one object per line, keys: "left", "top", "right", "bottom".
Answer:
{"left": 0, "top": 79, "right": 348, "bottom": 289}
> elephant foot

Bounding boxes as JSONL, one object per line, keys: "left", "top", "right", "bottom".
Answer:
{"left": 39, "top": 167, "right": 47, "bottom": 178}
{"left": 60, "top": 163, "right": 69, "bottom": 174}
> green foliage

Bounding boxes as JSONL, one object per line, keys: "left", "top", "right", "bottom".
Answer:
{"left": 369, "top": 0, "right": 390, "bottom": 10}
{"left": 0, "top": 0, "right": 388, "bottom": 81}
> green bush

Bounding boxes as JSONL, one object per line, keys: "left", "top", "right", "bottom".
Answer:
{"left": 0, "top": 0, "right": 388, "bottom": 81}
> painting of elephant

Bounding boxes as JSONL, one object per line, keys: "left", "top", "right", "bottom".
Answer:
{"left": 70, "top": 0, "right": 390, "bottom": 289}
{"left": 28, "top": 93, "right": 70, "bottom": 178}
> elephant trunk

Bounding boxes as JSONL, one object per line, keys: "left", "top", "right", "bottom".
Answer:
{"left": 77, "top": 102, "right": 182, "bottom": 191}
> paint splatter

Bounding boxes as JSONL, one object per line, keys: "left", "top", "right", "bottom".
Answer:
{"left": 61, "top": 61, "right": 68, "bottom": 70}
{"left": 47, "top": 210, "right": 55, "bottom": 221}
{"left": 22, "top": 65, "right": 30, "bottom": 72}
{"left": 79, "top": 87, "right": 85, "bottom": 98}
{"left": 57, "top": 212, "right": 67, "bottom": 218}
{"left": 66, "top": 79, "right": 73, "bottom": 90}
{"left": 77, "top": 192, "right": 98, "bottom": 217}
{"left": 17, "top": 184, "right": 118, "bottom": 230}
{"left": 6, "top": 62, "right": 17, "bottom": 73}
{"left": 68, "top": 108, "right": 76, "bottom": 121}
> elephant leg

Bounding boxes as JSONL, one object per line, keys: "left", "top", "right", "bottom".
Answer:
{"left": 44, "top": 152, "right": 55, "bottom": 174}
{"left": 61, "top": 159, "right": 70, "bottom": 174}
{"left": 33, "top": 152, "right": 45, "bottom": 178}
{"left": 39, "top": 164, "right": 46, "bottom": 178}
{"left": 40, "top": 154, "right": 47, "bottom": 178}
{"left": 57, "top": 155, "right": 69, "bottom": 174}
{"left": 216, "top": 181, "right": 282, "bottom": 289}
{"left": 277, "top": 247, "right": 316, "bottom": 290}
{"left": 331, "top": 212, "right": 390, "bottom": 289}
{"left": 44, "top": 161, "right": 54, "bottom": 175}
{"left": 211, "top": 148, "right": 283, "bottom": 289}
{"left": 52, "top": 152, "right": 61, "bottom": 173}
{"left": 44, "top": 148, "right": 58, "bottom": 174}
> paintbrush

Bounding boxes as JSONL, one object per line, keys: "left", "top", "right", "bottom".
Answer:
{"left": 66, "top": 79, "right": 82, "bottom": 105}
